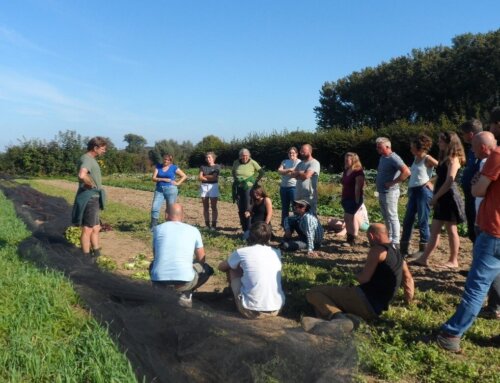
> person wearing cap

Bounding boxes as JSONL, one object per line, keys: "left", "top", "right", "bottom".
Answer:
{"left": 281, "top": 199, "right": 324, "bottom": 256}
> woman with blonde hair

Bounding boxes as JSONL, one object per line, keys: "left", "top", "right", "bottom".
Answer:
{"left": 340, "top": 152, "right": 365, "bottom": 246}
{"left": 412, "top": 131, "right": 466, "bottom": 268}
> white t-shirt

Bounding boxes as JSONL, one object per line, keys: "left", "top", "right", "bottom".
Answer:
{"left": 228, "top": 244, "right": 285, "bottom": 311}
{"left": 280, "top": 158, "right": 301, "bottom": 187}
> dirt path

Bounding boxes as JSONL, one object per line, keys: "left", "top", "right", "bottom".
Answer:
{"left": 38, "top": 179, "right": 473, "bottom": 297}
{"left": 1, "top": 178, "right": 363, "bottom": 382}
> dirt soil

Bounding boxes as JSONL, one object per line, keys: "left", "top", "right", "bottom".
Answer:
{"left": 1, "top": 178, "right": 367, "bottom": 383}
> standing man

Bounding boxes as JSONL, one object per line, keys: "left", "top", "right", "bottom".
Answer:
{"left": 459, "top": 119, "right": 483, "bottom": 243}
{"left": 72, "top": 136, "right": 107, "bottom": 257}
{"left": 150, "top": 203, "right": 213, "bottom": 308}
{"left": 437, "top": 130, "right": 500, "bottom": 352}
{"left": 375, "top": 137, "right": 411, "bottom": 247}
{"left": 293, "top": 144, "right": 321, "bottom": 216}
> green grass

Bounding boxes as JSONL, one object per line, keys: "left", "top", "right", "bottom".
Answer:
{"left": 0, "top": 191, "right": 138, "bottom": 382}
{"left": 14, "top": 175, "right": 500, "bottom": 382}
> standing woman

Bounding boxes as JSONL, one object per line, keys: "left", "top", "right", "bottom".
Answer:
{"left": 340, "top": 152, "right": 365, "bottom": 246}
{"left": 150, "top": 153, "right": 187, "bottom": 228}
{"left": 413, "top": 132, "right": 466, "bottom": 268}
{"left": 232, "top": 148, "right": 265, "bottom": 232}
{"left": 199, "top": 151, "right": 220, "bottom": 229}
{"left": 400, "top": 134, "right": 438, "bottom": 257}
{"left": 277, "top": 147, "right": 301, "bottom": 226}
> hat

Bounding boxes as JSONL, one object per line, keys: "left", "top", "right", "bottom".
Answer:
{"left": 293, "top": 199, "right": 310, "bottom": 207}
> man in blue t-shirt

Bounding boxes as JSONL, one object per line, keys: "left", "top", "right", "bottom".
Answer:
{"left": 150, "top": 203, "right": 213, "bottom": 307}
{"left": 375, "top": 137, "right": 411, "bottom": 246}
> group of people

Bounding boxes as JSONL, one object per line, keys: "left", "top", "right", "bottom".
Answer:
{"left": 72, "top": 106, "right": 500, "bottom": 349}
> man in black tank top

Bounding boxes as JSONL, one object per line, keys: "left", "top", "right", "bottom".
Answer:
{"left": 302, "top": 223, "right": 414, "bottom": 334}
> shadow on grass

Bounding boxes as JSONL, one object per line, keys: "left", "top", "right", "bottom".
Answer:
{"left": 0, "top": 178, "right": 358, "bottom": 383}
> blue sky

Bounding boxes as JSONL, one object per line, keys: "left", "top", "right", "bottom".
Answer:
{"left": 0, "top": 0, "right": 499, "bottom": 151}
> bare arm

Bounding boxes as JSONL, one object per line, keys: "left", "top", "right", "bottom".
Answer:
{"left": 173, "top": 168, "right": 187, "bottom": 186}
{"left": 425, "top": 155, "right": 439, "bottom": 168}
{"left": 385, "top": 165, "right": 411, "bottom": 188}
{"left": 432, "top": 158, "right": 460, "bottom": 202}
{"left": 354, "top": 174, "right": 365, "bottom": 204}
{"left": 195, "top": 247, "right": 205, "bottom": 263}
{"left": 152, "top": 168, "right": 171, "bottom": 183}
{"left": 264, "top": 197, "right": 273, "bottom": 224}
{"left": 356, "top": 245, "right": 386, "bottom": 284}
{"left": 294, "top": 169, "right": 315, "bottom": 180}
{"left": 471, "top": 174, "right": 492, "bottom": 197}
{"left": 401, "top": 261, "right": 414, "bottom": 304}
{"left": 78, "top": 168, "right": 95, "bottom": 189}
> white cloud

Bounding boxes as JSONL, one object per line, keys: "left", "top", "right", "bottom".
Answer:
{"left": 0, "top": 25, "right": 54, "bottom": 56}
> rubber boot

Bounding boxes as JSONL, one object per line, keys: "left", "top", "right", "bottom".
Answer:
{"left": 408, "top": 242, "right": 426, "bottom": 260}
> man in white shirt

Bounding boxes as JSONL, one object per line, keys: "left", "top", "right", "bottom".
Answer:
{"left": 218, "top": 222, "right": 285, "bottom": 319}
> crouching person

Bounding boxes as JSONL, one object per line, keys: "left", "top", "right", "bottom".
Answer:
{"left": 218, "top": 222, "right": 285, "bottom": 319}
{"left": 302, "top": 223, "right": 414, "bottom": 334}
{"left": 150, "top": 203, "right": 214, "bottom": 308}
{"left": 281, "top": 199, "right": 324, "bottom": 257}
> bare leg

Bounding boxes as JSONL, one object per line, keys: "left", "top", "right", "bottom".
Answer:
{"left": 210, "top": 197, "right": 218, "bottom": 226}
{"left": 90, "top": 224, "right": 101, "bottom": 251}
{"left": 441, "top": 222, "right": 459, "bottom": 268}
{"left": 80, "top": 226, "right": 93, "bottom": 254}
{"left": 413, "top": 219, "right": 442, "bottom": 266}
{"left": 202, "top": 197, "right": 210, "bottom": 226}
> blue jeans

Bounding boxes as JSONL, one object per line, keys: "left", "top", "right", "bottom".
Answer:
{"left": 151, "top": 186, "right": 178, "bottom": 219}
{"left": 401, "top": 185, "right": 432, "bottom": 244}
{"left": 280, "top": 186, "right": 296, "bottom": 226}
{"left": 441, "top": 232, "right": 500, "bottom": 337}
{"left": 378, "top": 189, "right": 401, "bottom": 244}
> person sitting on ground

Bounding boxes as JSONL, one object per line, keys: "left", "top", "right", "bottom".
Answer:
{"left": 242, "top": 185, "right": 273, "bottom": 240}
{"left": 150, "top": 203, "right": 214, "bottom": 308}
{"left": 281, "top": 199, "right": 324, "bottom": 257}
{"left": 302, "top": 223, "right": 414, "bottom": 334}
{"left": 218, "top": 222, "right": 285, "bottom": 319}
{"left": 327, "top": 203, "right": 370, "bottom": 237}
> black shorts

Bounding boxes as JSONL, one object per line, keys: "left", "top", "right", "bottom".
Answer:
{"left": 82, "top": 197, "right": 100, "bottom": 227}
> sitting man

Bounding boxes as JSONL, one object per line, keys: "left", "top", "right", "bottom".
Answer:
{"left": 302, "top": 223, "right": 414, "bottom": 334}
{"left": 218, "top": 222, "right": 285, "bottom": 319}
{"left": 150, "top": 203, "right": 214, "bottom": 308}
{"left": 281, "top": 199, "right": 324, "bottom": 256}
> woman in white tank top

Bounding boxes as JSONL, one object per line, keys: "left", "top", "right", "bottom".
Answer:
{"left": 400, "top": 134, "right": 438, "bottom": 257}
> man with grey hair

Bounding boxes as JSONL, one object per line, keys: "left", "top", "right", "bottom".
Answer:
{"left": 375, "top": 137, "right": 411, "bottom": 247}
{"left": 292, "top": 144, "right": 320, "bottom": 216}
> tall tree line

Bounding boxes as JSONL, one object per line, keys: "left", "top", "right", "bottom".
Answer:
{"left": 314, "top": 29, "right": 500, "bottom": 130}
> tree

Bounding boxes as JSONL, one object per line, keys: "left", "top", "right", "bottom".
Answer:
{"left": 123, "top": 134, "right": 147, "bottom": 153}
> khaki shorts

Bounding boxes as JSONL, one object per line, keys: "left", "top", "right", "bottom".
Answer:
{"left": 230, "top": 277, "right": 280, "bottom": 320}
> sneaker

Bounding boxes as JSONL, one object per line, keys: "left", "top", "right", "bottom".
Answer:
{"left": 436, "top": 331, "right": 461, "bottom": 353}
{"left": 178, "top": 292, "right": 193, "bottom": 308}
{"left": 478, "top": 307, "right": 500, "bottom": 320}
{"left": 301, "top": 316, "right": 328, "bottom": 332}
{"left": 331, "top": 312, "right": 363, "bottom": 330}
{"left": 309, "top": 318, "right": 354, "bottom": 336}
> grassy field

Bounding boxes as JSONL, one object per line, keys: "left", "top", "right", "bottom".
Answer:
{"left": 8, "top": 174, "right": 500, "bottom": 382}
{"left": 0, "top": 191, "right": 139, "bottom": 382}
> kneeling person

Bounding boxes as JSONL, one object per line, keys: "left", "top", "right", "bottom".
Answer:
{"left": 282, "top": 199, "right": 324, "bottom": 256}
{"left": 218, "top": 222, "right": 285, "bottom": 319}
{"left": 303, "top": 223, "right": 414, "bottom": 333}
{"left": 150, "top": 203, "right": 213, "bottom": 308}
